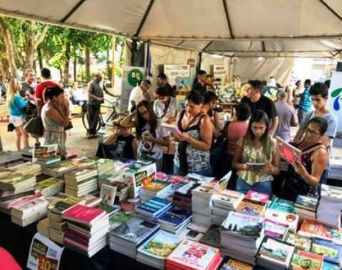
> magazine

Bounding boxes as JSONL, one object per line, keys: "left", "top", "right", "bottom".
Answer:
{"left": 276, "top": 136, "right": 302, "bottom": 165}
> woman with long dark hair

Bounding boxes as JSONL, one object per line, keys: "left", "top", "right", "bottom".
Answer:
{"left": 121, "top": 100, "right": 169, "bottom": 169}
{"left": 232, "top": 110, "right": 280, "bottom": 196}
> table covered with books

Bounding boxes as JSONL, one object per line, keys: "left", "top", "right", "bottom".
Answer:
{"left": 0, "top": 150, "right": 341, "bottom": 270}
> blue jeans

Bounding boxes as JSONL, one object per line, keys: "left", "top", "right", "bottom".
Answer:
{"left": 236, "top": 177, "right": 272, "bottom": 197}
{"left": 173, "top": 164, "right": 212, "bottom": 177}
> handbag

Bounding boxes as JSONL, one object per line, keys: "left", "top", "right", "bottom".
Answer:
{"left": 64, "top": 120, "right": 73, "bottom": 131}
{"left": 24, "top": 116, "right": 44, "bottom": 137}
{"left": 7, "top": 123, "right": 15, "bottom": 132}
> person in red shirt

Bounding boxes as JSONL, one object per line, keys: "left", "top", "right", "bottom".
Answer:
{"left": 0, "top": 247, "right": 22, "bottom": 270}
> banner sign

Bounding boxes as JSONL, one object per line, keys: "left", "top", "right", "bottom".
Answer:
{"left": 328, "top": 72, "right": 342, "bottom": 135}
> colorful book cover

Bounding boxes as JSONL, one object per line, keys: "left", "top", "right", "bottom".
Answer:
{"left": 166, "top": 239, "right": 220, "bottom": 270}
{"left": 322, "top": 261, "right": 340, "bottom": 270}
{"left": 284, "top": 231, "right": 312, "bottom": 251}
{"left": 311, "top": 239, "right": 342, "bottom": 265}
{"left": 258, "top": 237, "right": 295, "bottom": 266}
{"left": 269, "top": 197, "right": 295, "bottom": 213}
{"left": 236, "top": 198, "right": 266, "bottom": 216}
{"left": 295, "top": 195, "right": 318, "bottom": 210}
{"left": 158, "top": 207, "right": 192, "bottom": 227}
{"left": 264, "top": 219, "right": 289, "bottom": 240}
{"left": 211, "top": 189, "right": 244, "bottom": 209}
{"left": 299, "top": 220, "right": 342, "bottom": 244}
{"left": 221, "top": 211, "right": 263, "bottom": 237}
{"left": 100, "top": 184, "right": 117, "bottom": 206}
{"left": 245, "top": 190, "right": 269, "bottom": 203}
{"left": 276, "top": 136, "right": 302, "bottom": 165}
{"left": 137, "top": 197, "right": 171, "bottom": 214}
{"left": 62, "top": 204, "right": 105, "bottom": 224}
{"left": 291, "top": 250, "right": 323, "bottom": 270}
{"left": 220, "top": 259, "right": 253, "bottom": 270}
{"left": 138, "top": 230, "right": 181, "bottom": 258}
{"left": 265, "top": 209, "right": 299, "bottom": 231}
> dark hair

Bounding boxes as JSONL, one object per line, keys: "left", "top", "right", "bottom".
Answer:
{"left": 307, "top": 117, "right": 328, "bottom": 135}
{"left": 236, "top": 103, "right": 251, "bottom": 121}
{"left": 41, "top": 68, "right": 51, "bottom": 79}
{"left": 309, "top": 82, "right": 328, "bottom": 98}
{"left": 186, "top": 90, "right": 204, "bottom": 105}
{"left": 157, "top": 73, "right": 167, "bottom": 80}
{"left": 295, "top": 80, "right": 302, "bottom": 87}
{"left": 304, "top": 79, "right": 311, "bottom": 86}
{"left": 204, "top": 91, "right": 218, "bottom": 104}
{"left": 142, "top": 79, "right": 151, "bottom": 86}
{"left": 198, "top": 70, "right": 206, "bottom": 76}
{"left": 135, "top": 100, "right": 158, "bottom": 139}
{"left": 245, "top": 110, "right": 272, "bottom": 160}
{"left": 248, "top": 80, "right": 263, "bottom": 91}
{"left": 155, "top": 86, "right": 170, "bottom": 97}
{"left": 325, "top": 79, "right": 331, "bottom": 88}
{"left": 44, "top": 86, "right": 64, "bottom": 101}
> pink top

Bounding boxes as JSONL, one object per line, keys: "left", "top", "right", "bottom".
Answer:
{"left": 226, "top": 121, "right": 249, "bottom": 155}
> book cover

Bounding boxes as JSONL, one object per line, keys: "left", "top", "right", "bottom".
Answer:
{"left": 276, "top": 136, "right": 302, "bottom": 165}
{"left": 284, "top": 231, "right": 312, "bottom": 251}
{"left": 291, "top": 250, "right": 323, "bottom": 270}
{"left": 245, "top": 190, "right": 269, "bottom": 203}
{"left": 200, "top": 225, "right": 221, "bottom": 248}
{"left": 311, "top": 239, "right": 342, "bottom": 265}
{"left": 221, "top": 259, "right": 253, "bottom": 270}
{"left": 221, "top": 211, "right": 263, "bottom": 237}
{"left": 141, "top": 180, "right": 169, "bottom": 192}
{"left": 295, "top": 195, "right": 318, "bottom": 211}
{"left": 298, "top": 220, "right": 342, "bottom": 244}
{"left": 269, "top": 197, "right": 295, "bottom": 213}
{"left": 158, "top": 207, "right": 192, "bottom": 227}
{"left": 258, "top": 237, "right": 295, "bottom": 266}
{"left": 264, "top": 219, "right": 289, "bottom": 240}
{"left": 265, "top": 209, "right": 299, "bottom": 231}
{"left": 236, "top": 198, "right": 266, "bottom": 216}
{"left": 166, "top": 239, "right": 220, "bottom": 270}
{"left": 211, "top": 189, "right": 244, "bottom": 209}
{"left": 322, "top": 261, "right": 340, "bottom": 270}
{"left": 100, "top": 184, "right": 117, "bottom": 205}
{"left": 62, "top": 205, "right": 105, "bottom": 224}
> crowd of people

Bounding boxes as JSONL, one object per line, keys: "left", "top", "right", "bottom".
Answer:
{"left": 3, "top": 67, "right": 338, "bottom": 202}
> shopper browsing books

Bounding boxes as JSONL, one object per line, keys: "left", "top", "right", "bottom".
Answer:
{"left": 173, "top": 90, "right": 213, "bottom": 176}
{"left": 281, "top": 117, "right": 329, "bottom": 201}
{"left": 232, "top": 110, "right": 280, "bottom": 196}
{"left": 120, "top": 100, "right": 169, "bottom": 169}
{"left": 153, "top": 86, "right": 180, "bottom": 123}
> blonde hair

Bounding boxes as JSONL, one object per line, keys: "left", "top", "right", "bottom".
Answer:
{"left": 6, "top": 78, "right": 19, "bottom": 107}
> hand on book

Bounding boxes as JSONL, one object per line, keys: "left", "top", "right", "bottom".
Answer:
{"left": 263, "top": 162, "right": 273, "bottom": 174}
{"left": 293, "top": 161, "right": 307, "bottom": 177}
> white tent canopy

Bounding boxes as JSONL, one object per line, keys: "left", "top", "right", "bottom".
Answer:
{"left": 0, "top": 0, "right": 342, "bottom": 57}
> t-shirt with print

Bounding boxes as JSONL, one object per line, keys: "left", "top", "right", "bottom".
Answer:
{"left": 241, "top": 95, "right": 277, "bottom": 122}
{"left": 128, "top": 85, "right": 145, "bottom": 112}
{"left": 137, "top": 120, "right": 167, "bottom": 161}
{"left": 299, "top": 88, "right": 312, "bottom": 112}
{"left": 20, "top": 82, "right": 34, "bottom": 97}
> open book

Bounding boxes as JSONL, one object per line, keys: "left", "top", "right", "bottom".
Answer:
{"left": 160, "top": 123, "right": 181, "bottom": 135}
{"left": 276, "top": 136, "right": 302, "bottom": 165}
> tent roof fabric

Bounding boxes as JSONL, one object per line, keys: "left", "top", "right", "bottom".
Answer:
{"left": 0, "top": 0, "right": 341, "bottom": 57}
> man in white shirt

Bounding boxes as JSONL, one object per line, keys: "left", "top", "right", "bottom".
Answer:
{"left": 127, "top": 79, "right": 151, "bottom": 112}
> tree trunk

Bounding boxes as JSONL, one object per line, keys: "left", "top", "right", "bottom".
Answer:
{"left": 37, "top": 46, "right": 43, "bottom": 70}
{"left": 63, "top": 41, "right": 71, "bottom": 85}
{"left": 0, "top": 17, "right": 18, "bottom": 78}
{"left": 85, "top": 47, "right": 90, "bottom": 81}
{"left": 73, "top": 56, "right": 77, "bottom": 82}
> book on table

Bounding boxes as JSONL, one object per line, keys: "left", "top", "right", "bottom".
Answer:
{"left": 220, "top": 259, "right": 253, "bottom": 270}
{"left": 310, "top": 238, "right": 342, "bottom": 266}
{"left": 136, "top": 196, "right": 172, "bottom": 218}
{"left": 245, "top": 190, "right": 269, "bottom": 203}
{"left": 284, "top": 231, "right": 312, "bottom": 252}
{"left": 157, "top": 206, "right": 192, "bottom": 233}
{"left": 264, "top": 218, "right": 289, "bottom": 241}
{"left": 265, "top": 209, "right": 299, "bottom": 232}
{"left": 290, "top": 250, "right": 323, "bottom": 270}
{"left": 236, "top": 198, "right": 266, "bottom": 216}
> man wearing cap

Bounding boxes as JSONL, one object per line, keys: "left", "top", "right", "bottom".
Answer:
{"left": 87, "top": 72, "right": 105, "bottom": 137}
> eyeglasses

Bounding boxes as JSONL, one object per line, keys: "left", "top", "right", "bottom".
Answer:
{"left": 306, "top": 128, "right": 320, "bottom": 135}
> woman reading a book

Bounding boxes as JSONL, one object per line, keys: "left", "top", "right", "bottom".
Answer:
{"left": 174, "top": 90, "right": 213, "bottom": 176}
{"left": 120, "top": 100, "right": 169, "bottom": 170}
{"left": 281, "top": 117, "right": 329, "bottom": 201}
{"left": 232, "top": 110, "right": 280, "bottom": 196}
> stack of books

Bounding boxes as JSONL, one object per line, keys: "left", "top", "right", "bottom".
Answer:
{"left": 284, "top": 231, "right": 312, "bottom": 251}
{"left": 166, "top": 239, "right": 222, "bottom": 270}
{"left": 265, "top": 209, "right": 299, "bottom": 232}
{"left": 236, "top": 198, "right": 267, "bottom": 217}
{"left": 136, "top": 197, "right": 172, "bottom": 220}
{"left": 173, "top": 181, "right": 198, "bottom": 211}
{"left": 96, "top": 158, "right": 113, "bottom": 175}
{"left": 8, "top": 162, "right": 41, "bottom": 176}
{"left": 317, "top": 184, "right": 342, "bottom": 228}
{"left": 268, "top": 197, "right": 295, "bottom": 213}
{"left": 191, "top": 184, "right": 215, "bottom": 228}
{"left": 96, "top": 203, "right": 121, "bottom": 230}
{"left": 63, "top": 204, "right": 109, "bottom": 257}
{"left": 0, "top": 173, "right": 36, "bottom": 202}
{"left": 157, "top": 206, "right": 192, "bottom": 234}
{"left": 64, "top": 168, "right": 98, "bottom": 197}
{"left": 137, "top": 230, "right": 182, "bottom": 269}
{"left": 35, "top": 178, "right": 64, "bottom": 197}
{"left": 10, "top": 196, "right": 49, "bottom": 226}
{"left": 311, "top": 238, "right": 342, "bottom": 267}
{"left": 220, "top": 259, "right": 253, "bottom": 270}
{"left": 140, "top": 180, "right": 173, "bottom": 202}
{"left": 256, "top": 237, "right": 295, "bottom": 270}
{"left": 295, "top": 195, "right": 318, "bottom": 220}
{"left": 34, "top": 144, "right": 61, "bottom": 165}
{"left": 328, "top": 158, "right": 342, "bottom": 181}
{"left": 264, "top": 218, "right": 289, "bottom": 241}
{"left": 48, "top": 196, "right": 84, "bottom": 244}
{"left": 42, "top": 159, "right": 78, "bottom": 177}
{"left": 220, "top": 211, "right": 264, "bottom": 265}
{"left": 0, "top": 193, "right": 40, "bottom": 214}
{"left": 210, "top": 189, "right": 244, "bottom": 225}
{"left": 290, "top": 250, "right": 323, "bottom": 270}
{"left": 108, "top": 216, "right": 160, "bottom": 258}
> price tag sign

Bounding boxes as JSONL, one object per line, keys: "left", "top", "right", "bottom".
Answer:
{"left": 27, "top": 233, "right": 64, "bottom": 270}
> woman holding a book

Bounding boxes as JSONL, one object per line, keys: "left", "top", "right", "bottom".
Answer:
{"left": 281, "top": 117, "right": 329, "bottom": 201}
{"left": 232, "top": 110, "right": 280, "bottom": 196}
{"left": 120, "top": 100, "right": 169, "bottom": 170}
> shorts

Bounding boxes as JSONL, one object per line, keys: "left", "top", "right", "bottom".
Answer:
{"left": 9, "top": 115, "right": 24, "bottom": 127}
